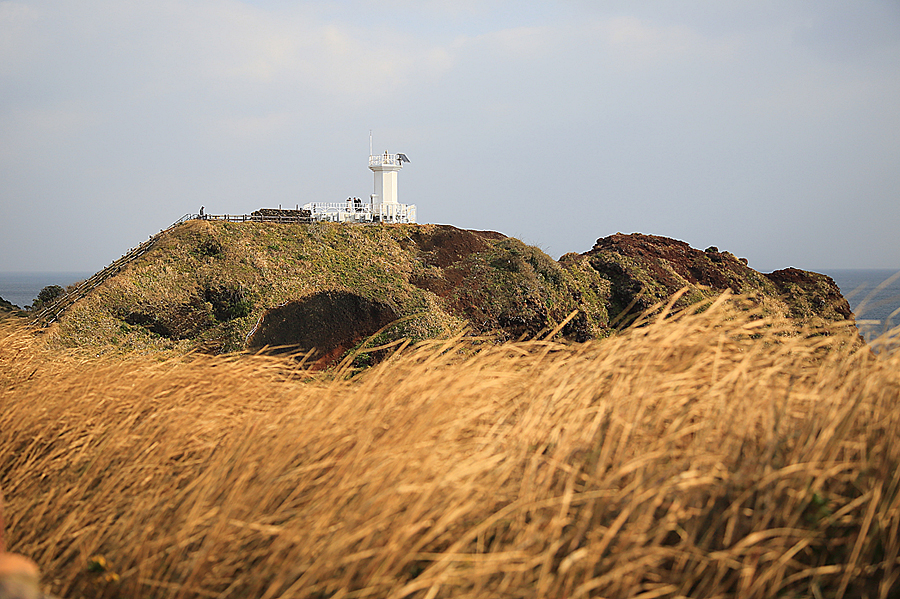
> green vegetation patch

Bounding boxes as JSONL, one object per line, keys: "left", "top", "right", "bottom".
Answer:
{"left": 446, "top": 238, "right": 611, "bottom": 340}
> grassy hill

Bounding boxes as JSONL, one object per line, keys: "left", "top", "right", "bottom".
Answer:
{"left": 50, "top": 221, "right": 609, "bottom": 359}
{"left": 1, "top": 221, "right": 892, "bottom": 598}
{"left": 47, "top": 220, "right": 855, "bottom": 363}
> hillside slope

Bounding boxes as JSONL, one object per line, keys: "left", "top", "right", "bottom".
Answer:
{"left": 0, "top": 296, "right": 23, "bottom": 318}
{"left": 52, "top": 221, "right": 609, "bottom": 360}
{"left": 49, "top": 221, "right": 853, "bottom": 362}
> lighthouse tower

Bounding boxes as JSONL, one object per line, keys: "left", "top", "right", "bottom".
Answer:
{"left": 368, "top": 150, "right": 414, "bottom": 223}
{"left": 369, "top": 150, "right": 409, "bottom": 206}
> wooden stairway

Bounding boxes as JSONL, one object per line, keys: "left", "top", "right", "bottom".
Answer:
{"left": 30, "top": 214, "right": 195, "bottom": 327}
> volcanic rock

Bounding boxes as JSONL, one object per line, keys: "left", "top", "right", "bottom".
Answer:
{"left": 246, "top": 291, "right": 398, "bottom": 365}
{"left": 575, "top": 232, "right": 850, "bottom": 325}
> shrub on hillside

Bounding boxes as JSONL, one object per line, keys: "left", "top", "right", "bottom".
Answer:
{"left": 29, "top": 285, "right": 64, "bottom": 311}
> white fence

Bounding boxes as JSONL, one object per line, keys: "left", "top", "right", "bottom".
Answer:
{"left": 302, "top": 201, "right": 416, "bottom": 224}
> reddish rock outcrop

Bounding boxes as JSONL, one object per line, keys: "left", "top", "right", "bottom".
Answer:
{"left": 576, "top": 232, "right": 852, "bottom": 326}
{"left": 766, "top": 267, "right": 852, "bottom": 321}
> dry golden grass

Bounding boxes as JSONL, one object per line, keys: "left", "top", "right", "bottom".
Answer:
{"left": 1, "top": 295, "right": 899, "bottom": 599}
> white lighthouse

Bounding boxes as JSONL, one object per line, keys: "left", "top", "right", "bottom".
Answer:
{"left": 302, "top": 146, "right": 416, "bottom": 223}
{"left": 366, "top": 150, "right": 415, "bottom": 223}
{"left": 369, "top": 151, "right": 409, "bottom": 204}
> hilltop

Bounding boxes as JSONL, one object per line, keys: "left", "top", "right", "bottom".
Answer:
{"left": 45, "top": 220, "right": 853, "bottom": 362}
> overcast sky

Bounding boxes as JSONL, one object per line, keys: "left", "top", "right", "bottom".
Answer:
{"left": 2, "top": 0, "right": 899, "bottom": 273}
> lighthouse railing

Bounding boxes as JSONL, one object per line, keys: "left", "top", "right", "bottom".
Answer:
{"left": 301, "top": 201, "right": 416, "bottom": 223}
{"left": 369, "top": 154, "right": 402, "bottom": 167}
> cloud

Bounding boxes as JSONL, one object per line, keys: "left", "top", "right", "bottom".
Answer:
{"left": 792, "top": 1, "right": 900, "bottom": 63}
{"left": 0, "top": 2, "right": 44, "bottom": 76}
{"left": 1, "top": 0, "right": 458, "bottom": 111}
{"left": 600, "top": 16, "right": 716, "bottom": 70}
{"left": 1, "top": 0, "right": 899, "bottom": 271}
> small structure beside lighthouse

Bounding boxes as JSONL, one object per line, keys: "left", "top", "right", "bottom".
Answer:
{"left": 302, "top": 149, "right": 416, "bottom": 223}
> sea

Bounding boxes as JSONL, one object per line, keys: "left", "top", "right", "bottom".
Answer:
{"left": 821, "top": 269, "right": 900, "bottom": 344}
{"left": 0, "top": 272, "right": 94, "bottom": 311}
{"left": 1, "top": 268, "right": 898, "bottom": 341}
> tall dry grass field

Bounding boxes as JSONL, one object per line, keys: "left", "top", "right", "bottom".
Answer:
{"left": 1, "top": 295, "right": 899, "bottom": 599}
